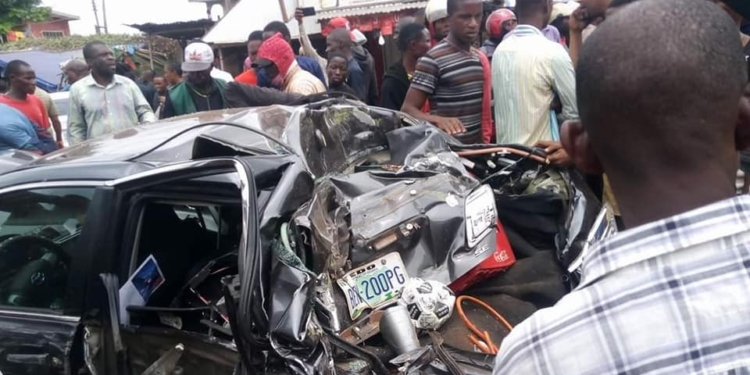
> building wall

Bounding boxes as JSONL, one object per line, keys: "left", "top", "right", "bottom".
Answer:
{"left": 27, "top": 20, "right": 71, "bottom": 38}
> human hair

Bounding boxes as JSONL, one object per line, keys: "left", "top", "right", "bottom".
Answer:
{"left": 327, "top": 51, "right": 349, "bottom": 64}
{"left": 83, "top": 41, "right": 107, "bottom": 61}
{"left": 447, "top": 0, "right": 459, "bottom": 16}
{"left": 5, "top": 60, "right": 30, "bottom": 78}
{"left": 165, "top": 62, "right": 182, "bottom": 76}
{"left": 248, "top": 30, "right": 263, "bottom": 42}
{"left": 515, "top": 0, "right": 548, "bottom": 18}
{"left": 328, "top": 28, "right": 353, "bottom": 49}
{"left": 577, "top": 0, "right": 746, "bottom": 174}
{"left": 263, "top": 21, "right": 291, "bottom": 40}
{"left": 397, "top": 23, "right": 426, "bottom": 51}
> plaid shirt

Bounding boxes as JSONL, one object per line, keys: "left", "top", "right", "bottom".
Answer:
{"left": 494, "top": 196, "right": 750, "bottom": 375}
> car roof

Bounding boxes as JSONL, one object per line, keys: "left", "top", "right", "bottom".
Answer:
{"left": 0, "top": 105, "right": 297, "bottom": 190}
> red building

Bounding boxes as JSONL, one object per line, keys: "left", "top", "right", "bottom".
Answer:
{"left": 22, "top": 10, "right": 80, "bottom": 39}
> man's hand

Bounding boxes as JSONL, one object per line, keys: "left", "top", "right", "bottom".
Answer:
{"left": 295, "top": 8, "right": 304, "bottom": 24}
{"left": 56, "top": 140, "right": 64, "bottom": 149}
{"left": 434, "top": 117, "right": 466, "bottom": 135}
{"left": 569, "top": 8, "right": 588, "bottom": 34}
{"left": 535, "top": 140, "right": 573, "bottom": 167}
{"left": 158, "top": 96, "right": 166, "bottom": 105}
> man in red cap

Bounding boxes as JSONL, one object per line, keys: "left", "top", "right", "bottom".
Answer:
{"left": 481, "top": 8, "right": 517, "bottom": 63}
{"left": 253, "top": 33, "right": 326, "bottom": 96}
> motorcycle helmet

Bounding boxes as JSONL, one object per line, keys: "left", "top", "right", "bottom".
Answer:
{"left": 485, "top": 9, "right": 517, "bottom": 40}
{"left": 425, "top": 0, "right": 448, "bottom": 23}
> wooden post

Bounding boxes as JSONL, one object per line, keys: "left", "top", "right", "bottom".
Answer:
{"left": 148, "top": 34, "right": 155, "bottom": 70}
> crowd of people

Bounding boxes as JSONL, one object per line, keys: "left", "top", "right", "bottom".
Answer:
{"left": 1, "top": 0, "right": 750, "bottom": 371}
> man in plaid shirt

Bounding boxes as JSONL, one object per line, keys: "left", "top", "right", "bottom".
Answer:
{"left": 493, "top": 0, "right": 750, "bottom": 374}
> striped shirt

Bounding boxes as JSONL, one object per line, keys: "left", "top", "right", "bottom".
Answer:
{"left": 492, "top": 25, "right": 578, "bottom": 146}
{"left": 411, "top": 40, "right": 485, "bottom": 144}
{"left": 494, "top": 195, "right": 750, "bottom": 375}
{"left": 68, "top": 74, "right": 156, "bottom": 144}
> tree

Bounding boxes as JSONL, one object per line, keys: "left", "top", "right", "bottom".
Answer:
{"left": 0, "top": 0, "right": 50, "bottom": 35}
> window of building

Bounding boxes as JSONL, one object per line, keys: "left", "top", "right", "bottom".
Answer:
{"left": 42, "top": 31, "right": 64, "bottom": 38}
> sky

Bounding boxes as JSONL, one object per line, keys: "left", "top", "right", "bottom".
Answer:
{"left": 41, "top": 0, "right": 217, "bottom": 35}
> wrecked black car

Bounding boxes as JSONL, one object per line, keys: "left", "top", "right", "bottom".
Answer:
{"left": 0, "top": 98, "right": 601, "bottom": 375}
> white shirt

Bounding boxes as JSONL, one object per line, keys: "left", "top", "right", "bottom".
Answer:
{"left": 492, "top": 25, "right": 578, "bottom": 146}
{"left": 211, "top": 67, "right": 234, "bottom": 82}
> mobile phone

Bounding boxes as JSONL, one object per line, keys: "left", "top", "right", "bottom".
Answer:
{"left": 300, "top": 7, "right": 316, "bottom": 16}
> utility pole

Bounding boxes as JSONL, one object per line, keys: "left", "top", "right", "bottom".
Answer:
{"left": 92, "top": 0, "right": 102, "bottom": 35}
{"left": 102, "top": 0, "right": 109, "bottom": 34}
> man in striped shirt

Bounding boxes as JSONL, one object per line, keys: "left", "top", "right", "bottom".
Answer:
{"left": 492, "top": 0, "right": 578, "bottom": 154}
{"left": 401, "top": 0, "right": 491, "bottom": 144}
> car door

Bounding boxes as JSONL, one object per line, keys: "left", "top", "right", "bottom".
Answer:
{"left": 94, "top": 157, "right": 261, "bottom": 374}
{"left": 0, "top": 181, "right": 101, "bottom": 375}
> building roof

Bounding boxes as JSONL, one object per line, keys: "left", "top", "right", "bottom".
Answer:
{"left": 49, "top": 9, "right": 81, "bottom": 21}
{"left": 317, "top": 0, "right": 428, "bottom": 19}
{"left": 127, "top": 19, "right": 216, "bottom": 40}
{"left": 202, "top": 0, "right": 321, "bottom": 46}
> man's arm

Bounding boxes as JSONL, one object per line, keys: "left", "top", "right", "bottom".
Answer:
{"left": 131, "top": 81, "right": 157, "bottom": 123}
{"left": 568, "top": 8, "right": 586, "bottom": 67}
{"left": 67, "top": 87, "right": 87, "bottom": 145}
{"left": 40, "top": 93, "right": 63, "bottom": 145}
{"left": 550, "top": 49, "right": 579, "bottom": 122}
{"left": 295, "top": 9, "right": 327, "bottom": 71}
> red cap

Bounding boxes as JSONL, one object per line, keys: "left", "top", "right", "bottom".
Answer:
{"left": 486, "top": 9, "right": 517, "bottom": 40}
{"left": 253, "top": 33, "right": 295, "bottom": 76}
{"left": 322, "top": 17, "right": 356, "bottom": 40}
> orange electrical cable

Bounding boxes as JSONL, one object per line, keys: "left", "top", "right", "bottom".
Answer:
{"left": 455, "top": 295, "right": 514, "bottom": 355}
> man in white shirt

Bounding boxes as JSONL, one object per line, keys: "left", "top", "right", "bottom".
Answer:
{"left": 492, "top": 0, "right": 577, "bottom": 149}
{"left": 493, "top": 0, "right": 750, "bottom": 374}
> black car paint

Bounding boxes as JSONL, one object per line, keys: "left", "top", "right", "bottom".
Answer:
{"left": 0, "top": 100, "right": 593, "bottom": 375}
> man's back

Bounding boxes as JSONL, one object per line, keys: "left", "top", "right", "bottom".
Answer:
{"left": 494, "top": 197, "right": 750, "bottom": 374}
{"left": 495, "top": 0, "right": 750, "bottom": 373}
{"left": 492, "top": 25, "right": 577, "bottom": 145}
{"left": 285, "top": 66, "right": 326, "bottom": 96}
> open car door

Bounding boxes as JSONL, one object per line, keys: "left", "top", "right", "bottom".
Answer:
{"left": 88, "top": 157, "right": 264, "bottom": 375}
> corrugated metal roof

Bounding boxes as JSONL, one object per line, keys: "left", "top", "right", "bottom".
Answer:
{"left": 317, "top": 1, "right": 429, "bottom": 19}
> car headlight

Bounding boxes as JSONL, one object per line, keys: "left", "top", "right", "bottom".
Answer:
{"left": 465, "top": 184, "right": 497, "bottom": 248}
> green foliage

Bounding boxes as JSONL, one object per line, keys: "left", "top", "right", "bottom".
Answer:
{"left": 0, "top": 34, "right": 180, "bottom": 54}
{"left": 0, "top": 0, "right": 50, "bottom": 34}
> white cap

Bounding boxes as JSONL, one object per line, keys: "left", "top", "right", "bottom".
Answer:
{"left": 425, "top": 0, "right": 448, "bottom": 23}
{"left": 182, "top": 42, "right": 214, "bottom": 72}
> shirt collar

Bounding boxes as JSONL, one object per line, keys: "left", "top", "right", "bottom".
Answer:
{"left": 579, "top": 195, "right": 750, "bottom": 288}
{"left": 83, "top": 74, "right": 125, "bottom": 88}
{"left": 506, "top": 24, "right": 545, "bottom": 38}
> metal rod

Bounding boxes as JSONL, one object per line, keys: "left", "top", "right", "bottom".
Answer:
{"left": 91, "top": 0, "right": 101, "bottom": 35}
{"left": 102, "top": 0, "right": 109, "bottom": 34}
{"left": 148, "top": 34, "right": 155, "bottom": 70}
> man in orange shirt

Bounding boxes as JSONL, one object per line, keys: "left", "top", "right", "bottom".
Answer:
{"left": 0, "top": 60, "right": 58, "bottom": 151}
{"left": 236, "top": 31, "right": 263, "bottom": 86}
